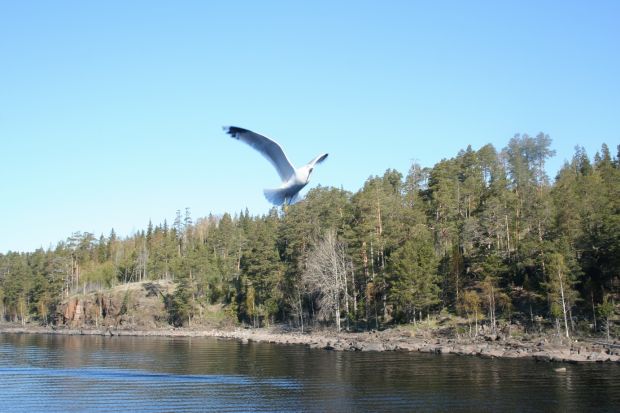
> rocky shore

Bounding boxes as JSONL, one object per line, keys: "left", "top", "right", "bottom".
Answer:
{"left": 2, "top": 324, "right": 619, "bottom": 364}
{"left": 2, "top": 281, "right": 617, "bottom": 364}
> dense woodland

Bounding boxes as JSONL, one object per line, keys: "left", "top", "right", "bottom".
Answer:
{"left": 1, "top": 134, "right": 619, "bottom": 338}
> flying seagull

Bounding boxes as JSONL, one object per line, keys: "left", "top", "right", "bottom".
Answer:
{"left": 223, "top": 126, "right": 328, "bottom": 205}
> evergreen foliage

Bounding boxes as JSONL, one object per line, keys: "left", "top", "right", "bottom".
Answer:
{"left": 1, "top": 137, "right": 618, "bottom": 335}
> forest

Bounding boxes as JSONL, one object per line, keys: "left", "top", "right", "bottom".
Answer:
{"left": 1, "top": 133, "right": 618, "bottom": 338}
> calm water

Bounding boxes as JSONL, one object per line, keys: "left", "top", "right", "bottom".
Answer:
{"left": 1, "top": 333, "right": 619, "bottom": 412}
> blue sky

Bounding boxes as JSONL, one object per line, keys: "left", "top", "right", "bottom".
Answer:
{"left": 1, "top": 1, "right": 618, "bottom": 253}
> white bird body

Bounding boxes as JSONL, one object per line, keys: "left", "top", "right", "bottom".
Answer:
{"left": 223, "top": 126, "right": 328, "bottom": 205}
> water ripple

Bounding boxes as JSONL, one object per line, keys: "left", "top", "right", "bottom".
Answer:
{"left": 1, "top": 334, "right": 619, "bottom": 412}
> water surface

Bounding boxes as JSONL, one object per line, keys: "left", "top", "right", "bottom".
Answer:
{"left": 1, "top": 333, "right": 619, "bottom": 412}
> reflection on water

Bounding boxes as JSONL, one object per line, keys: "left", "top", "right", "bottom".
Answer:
{"left": 1, "top": 333, "right": 619, "bottom": 412}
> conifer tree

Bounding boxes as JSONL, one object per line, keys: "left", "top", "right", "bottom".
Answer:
{"left": 388, "top": 230, "right": 439, "bottom": 322}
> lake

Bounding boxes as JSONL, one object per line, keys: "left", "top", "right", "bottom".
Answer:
{"left": 1, "top": 333, "right": 619, "bottom": 412}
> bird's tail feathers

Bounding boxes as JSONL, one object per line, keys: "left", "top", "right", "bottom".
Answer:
{"left": 263, "top": 188, "right": 287, "bottom": 205}
{"left": 263, "top": 188, "right": 301, "bottom": 205}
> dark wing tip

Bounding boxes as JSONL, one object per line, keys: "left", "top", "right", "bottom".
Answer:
{"left": 222, "top": 126, "right": 248, "bottom": 139}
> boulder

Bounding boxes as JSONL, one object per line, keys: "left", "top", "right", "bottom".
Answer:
{"left": 360, "top": 342, "right": 385, "bottom": 352}
{"left": 533, "top": 353, "right": 552, "bottom": 362}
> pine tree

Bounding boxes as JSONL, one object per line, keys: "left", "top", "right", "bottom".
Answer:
{"left": 167, "top": 270, "right": 194, "bottom": 327}
{"left": 239, "top": 214, "right": 283, "bottom": 326}
{"left": 388, "top": 230, "right": 440, "bottom": 322}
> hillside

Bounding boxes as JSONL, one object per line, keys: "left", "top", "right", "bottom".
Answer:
{"left": 58, "top": 281, "right": 233, "bottom": 330}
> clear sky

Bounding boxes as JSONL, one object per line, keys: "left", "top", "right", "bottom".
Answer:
{"left": 1, "top": 1, "right": 618, "bottom": 253}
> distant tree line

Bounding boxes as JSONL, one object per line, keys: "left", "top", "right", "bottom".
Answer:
{"left": 1, "top": 134, "right": 618, "bottom": 337}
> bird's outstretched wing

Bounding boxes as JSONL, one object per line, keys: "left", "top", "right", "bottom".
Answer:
{"left": 308, "top": 153, "right": 329, "bottom": 168}
{"left": 223, "top": 126, "right": 295, "bottom": 181}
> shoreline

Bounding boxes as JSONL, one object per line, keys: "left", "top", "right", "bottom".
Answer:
{"left": 1, "top": 324, "right": 618, "bottom": 364}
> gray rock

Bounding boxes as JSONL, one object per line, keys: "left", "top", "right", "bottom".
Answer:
{"left": 533, "top": 353, "right": 552, "bottom": 362}
{"left": 361, "top": 342, "right": 385, "bottom": 352}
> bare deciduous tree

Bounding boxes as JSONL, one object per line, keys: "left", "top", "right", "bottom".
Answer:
{"left": 303, "top": 230, "right": 349, "bottom": 331}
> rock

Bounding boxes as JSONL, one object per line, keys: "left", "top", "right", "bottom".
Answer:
{"left": 501, "top": 350, "right": 522, "bottom": 359}
{"left": 329, "top": 340, "right": 349, "bottom": 351}
{"left": 566, "top": 354, "right": 589, "bottom": 363}
{"left": 479, "top": 347, "right": 503, "bottom": 358}
{"left": 533, "top": 353, "right": 552, "bottom": 362}
{"left": 439, "top": 346, "right": 454, "bottom": 354}
{"left": 57, "top": 281, "right": 176, "bottom": 330}
{"left": 587, "top": 352, "right": 611, "bottom": 362}
{"left": 361, "top": 342, "right": 385, "bottom": 352}
{"left": 452, "top": 345, "right": 474, "bottom": 356}
{"left": 395, "top": 342, "right": 418, "bottom": 352}
{"left": 419, "top": 345, "right": 433, "bottom": 353}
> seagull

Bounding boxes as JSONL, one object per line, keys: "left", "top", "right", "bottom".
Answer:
{"left": 223, "top": 126, "right": 328, "bottom": 205}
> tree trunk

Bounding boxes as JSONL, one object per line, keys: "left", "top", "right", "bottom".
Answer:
{"left": 370, "top": 241, "right": 379, "bottom": 329}
{"left": 505, "top": 214, "right": 510, "bottom": 257}
{"left": 335, "top": 295, "right": 341, "bottom": 332}
{"left": 351, "top": 269, "right": 357, "bottom": 315}
{"left": 489, "top": 285, "right": 496, "bottom": 333}
{"left": 344, "top": 267, "right": 350, "bottom": 331}
{"left": 335, "top": 260, "right": 341, "bottom": 332}
{"left": 557, "top": 267, "right": 570, "bottom": 339}
{"left": 298, "top": 288, "right": 304, "bottom": 334}
{"left": 20, "top": 301, "right": 25, "bottom": 326}
{"left": 474, "top": 309, "right": 478, "bottom": 337}
{"left": 361, "top": 242, "right": 370, "bottom": 328}
{"left": 591, "top": 292, "right": 597, "bottom": 332}
{"left": 606, "top": 318, "right": 610, "bottom": 343}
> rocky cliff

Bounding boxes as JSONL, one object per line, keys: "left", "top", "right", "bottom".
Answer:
{"left": 60, "top": 281, "right": 174, "bottom": 329}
